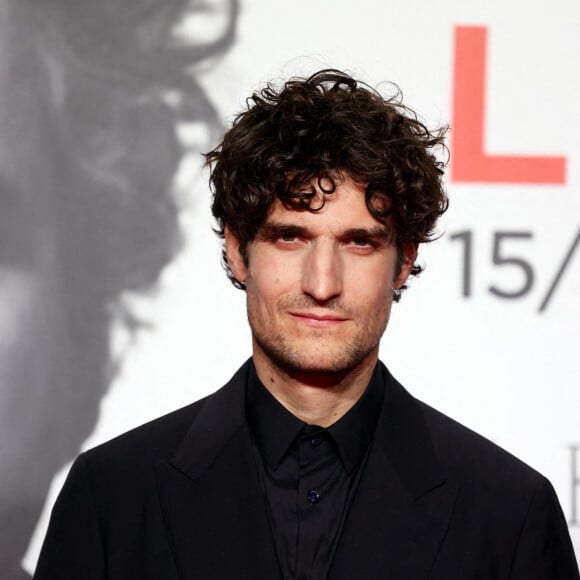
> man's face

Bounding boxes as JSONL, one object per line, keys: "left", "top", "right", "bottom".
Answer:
{"left": 225, "top": 176, "right": 415, "bottom": 378}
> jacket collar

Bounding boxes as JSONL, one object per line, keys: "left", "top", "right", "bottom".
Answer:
{"left": 158, "top": 360, "right": 282, "bottom": 580}
{"left": 376, "top": 362, "right": 446, "bottom": 498}
{"left": 329, "top": 363, "right": 456, "bottom": 579}
{"left": 170, "top": 360, "right": 250, "bottom": 479}
{"left": 169, "top": 358, "right": 449, "bottom": 500}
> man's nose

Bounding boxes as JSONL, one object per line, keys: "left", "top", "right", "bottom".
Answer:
{"left": 301, "top": 242, "right": 343, "bottom": 303}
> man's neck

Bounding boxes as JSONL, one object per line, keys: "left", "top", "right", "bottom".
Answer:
{"left": 252, "top": 348, "right": 378, "bottom": 428}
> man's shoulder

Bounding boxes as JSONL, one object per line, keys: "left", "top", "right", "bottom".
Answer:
{"left": 83, "top": 360, "right": 251, "bottom": 472}
{"left": 82, "top": 394, "right": 211, "bottom": 473}
{"left": 381, "top": 365, "right": 545, "bottom": 493}
{"left": 416, "top": 397, "right": 548, "bottom": 493}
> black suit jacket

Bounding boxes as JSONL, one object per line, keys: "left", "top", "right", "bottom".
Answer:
{"left": 35, "top": 360, "right": 579, "bottom": 579}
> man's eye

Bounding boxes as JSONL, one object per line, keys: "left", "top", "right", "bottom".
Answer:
{"left": 352, "top": 238, "right": 373, "bottom": 247}
{"left": 273, "top": 233, "right": 303, "bottom": 247}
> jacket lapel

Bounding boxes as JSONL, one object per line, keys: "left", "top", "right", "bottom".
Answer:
{"left": 155, "top": 362, "right": 282, "bottom": 580}
{"left": 154, "top": 361, "right": 456, "bottom": 579}
{"left": 329, "top": 365, "right": 457, "bottom": 580}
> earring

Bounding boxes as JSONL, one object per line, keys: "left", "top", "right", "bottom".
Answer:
{"left": 393, "top": 287, "right": 402, "bottom": 299}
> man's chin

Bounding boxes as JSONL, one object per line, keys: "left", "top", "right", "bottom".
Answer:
{"left": 255, "top": 339, "right": 375, "bottom": 379}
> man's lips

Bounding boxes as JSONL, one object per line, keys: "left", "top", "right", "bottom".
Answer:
{"left": 288, "top": 311, "right": 348, "bottom": 327}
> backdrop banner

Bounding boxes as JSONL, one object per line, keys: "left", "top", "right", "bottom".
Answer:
{"left": 0, "top": 0, "right": 577, "bottom": 576}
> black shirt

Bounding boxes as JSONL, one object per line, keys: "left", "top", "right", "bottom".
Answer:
{"left": 246, "top": 362, "right": 385, "bottom": 580}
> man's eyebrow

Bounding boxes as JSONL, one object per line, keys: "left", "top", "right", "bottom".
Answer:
{"left": 341, "top": 226, "right": 393, "bottom": 241}
{"left": 256, "top": 223, "right": 394, "bottom": 242}
{"left": 256, "top": 222, "right": 307, "bottom": 240}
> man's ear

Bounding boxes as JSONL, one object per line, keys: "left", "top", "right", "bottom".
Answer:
{"left": 394, "top": 243, "right": 418, "bottom": 289}
{"left": 224, "top": 226, "right": 248, "bottom": 284}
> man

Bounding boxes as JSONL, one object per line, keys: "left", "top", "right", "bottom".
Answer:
{"left": 35, "top": 70, "right": 579, "bottom": 579}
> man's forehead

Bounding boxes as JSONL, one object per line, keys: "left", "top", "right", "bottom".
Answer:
{"left": 277, "top": 173, "right": 391, "bottom": 217}
{"left": 261, "top": 194, "right": 392, "bottom": 237}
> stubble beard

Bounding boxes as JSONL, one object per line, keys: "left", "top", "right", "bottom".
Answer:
{"left": 252, "top": 330, "right": 378, "bottom": 377}
{"left": 249, "top": 297, "right": 391, "bottom": 378}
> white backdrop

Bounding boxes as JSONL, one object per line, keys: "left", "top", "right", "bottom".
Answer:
{"left": 25, "top": 0, "right": 579, "bottom": 570}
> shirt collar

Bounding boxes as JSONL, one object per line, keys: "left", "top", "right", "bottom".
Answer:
{"left": 246, "top": 362, "right": 305, "bottom": 470}
{"left": 246, "top": 360, "right": 385, "bottom": 474}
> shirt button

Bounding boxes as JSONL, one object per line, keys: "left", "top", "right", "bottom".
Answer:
{"left": 310, "top": 437, "right": 322, "bottom": 447}
{"left": 307, "top": 489, "right": 320, "bottom": 504}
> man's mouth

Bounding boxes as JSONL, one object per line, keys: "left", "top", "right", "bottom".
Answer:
{"left": 288, "top": 311, "right": 348, "bottom": 328}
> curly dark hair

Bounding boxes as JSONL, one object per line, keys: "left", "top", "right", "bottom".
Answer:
{"left": 207, "top": 69, "right": 448, "bottom": 298}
